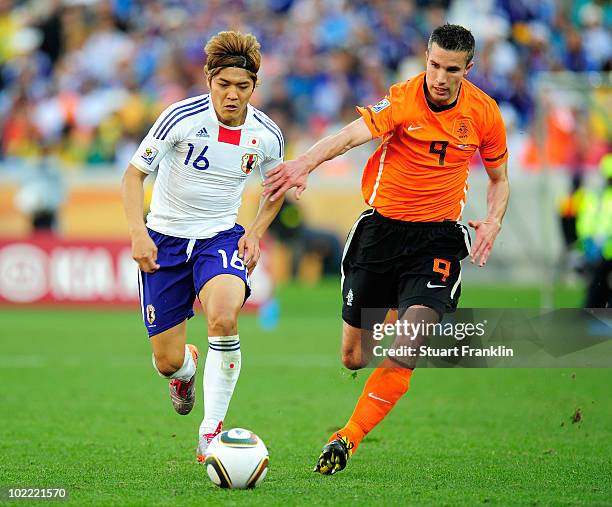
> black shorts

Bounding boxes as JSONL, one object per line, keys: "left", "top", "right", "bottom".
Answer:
{"left": 341, "top": 210, "right": 471, "bottom": 329}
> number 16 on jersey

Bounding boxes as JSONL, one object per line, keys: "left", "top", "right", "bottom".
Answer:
{"left": 185, "top": 144, "right": 210, "bottom": 171}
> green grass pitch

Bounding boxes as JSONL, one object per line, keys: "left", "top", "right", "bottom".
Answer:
{"left": 0, "top": 280, "right": 610, "bottom": 505}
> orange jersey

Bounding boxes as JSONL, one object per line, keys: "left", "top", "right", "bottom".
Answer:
{"left": 357, "top": 72, "right": 508, "bottom": 222}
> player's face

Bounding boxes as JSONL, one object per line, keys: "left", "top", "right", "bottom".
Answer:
{"left": 425, "top": 43, "right": 473, "bottom": 106}
{"left": 209, "top": 67, "right": 255, "bottom": 127}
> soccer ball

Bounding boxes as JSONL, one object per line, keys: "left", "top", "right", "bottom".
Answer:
{"left": 205, "top": 428, "right": 269, "bottom": 489}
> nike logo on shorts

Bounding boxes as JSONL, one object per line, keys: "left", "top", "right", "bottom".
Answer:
{"left": 407, "top": 125, "right": 422, "bottom": 131}
{"left": 427, "top": 281, "right": 446, "bottom": 289}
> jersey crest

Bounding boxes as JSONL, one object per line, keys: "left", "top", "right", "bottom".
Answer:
{"left": 146, "top": 304, "right": 156, "bottom": 324}
{"left": 453, "top": 118, "right": 472, "bottom": 140}
{"left": 241, "top": 153, "right": 259, "bottom": 174}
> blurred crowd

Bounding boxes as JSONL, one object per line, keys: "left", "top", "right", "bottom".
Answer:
{"left": 0, "top": 0, "right": 611, "bottom": 172}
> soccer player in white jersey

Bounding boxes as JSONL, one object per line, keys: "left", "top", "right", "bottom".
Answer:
{"left": 121, "top": 31, "right": 285, "bottom": 461}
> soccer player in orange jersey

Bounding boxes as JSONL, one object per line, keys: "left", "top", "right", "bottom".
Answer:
{"left": 264, "top": 24, "right": 510, "bottom": 475}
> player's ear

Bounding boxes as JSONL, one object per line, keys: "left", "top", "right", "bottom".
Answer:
{"left": 464, "top": 61, "right": 474, "bottom": 76}
{"left": 204, "top": 66, "right": 212, "bottom": 87}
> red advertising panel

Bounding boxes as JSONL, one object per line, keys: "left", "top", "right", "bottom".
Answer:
{"left": 0, "top": 236, "right": 272, "bottom": 307}
{"left": 0, "top": 236, "right": 138, "bottom": 306}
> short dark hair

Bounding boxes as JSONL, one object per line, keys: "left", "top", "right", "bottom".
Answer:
{"left": 428, "top": 24, "right": 475, "bottom": 64}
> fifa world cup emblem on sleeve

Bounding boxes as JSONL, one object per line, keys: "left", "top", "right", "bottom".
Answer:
{"left": 241, "top": 153, "right": 259, "bottom": 175}
{"left": 141, "top": 146, "right": 159, "bottom": 165}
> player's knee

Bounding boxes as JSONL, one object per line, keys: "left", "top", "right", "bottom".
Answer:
{"left": 341, "top": 349, "right": 365, "bottom": 370}
{"left": 208, "top": 309, "right": 238, "bottom": 336}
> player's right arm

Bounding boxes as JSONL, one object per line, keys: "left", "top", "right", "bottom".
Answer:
{"left": 121, "top": 164, "right": 160, "bottom": 273}
{"left": 121, "top": 102, "right": 184, "bottom": 273}
{"left": 263, "top": 117, "right": 373, "bottom": 201}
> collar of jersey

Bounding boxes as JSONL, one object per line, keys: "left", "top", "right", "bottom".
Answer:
{"left": 422, "top": 77, "right": 461, "bottom": 113}
{"left": 209, "top": 100, "right": 254, "bottom": 129}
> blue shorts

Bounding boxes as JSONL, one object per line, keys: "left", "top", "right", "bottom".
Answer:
{"left": 138, "top": 225, "right": 251, "bottom": 337}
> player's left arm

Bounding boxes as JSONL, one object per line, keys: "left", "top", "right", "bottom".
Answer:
{"left": 238, "top": 194, "right": 285, "bottom": 274}
{"left": 468, "top": 160, "right": 509, "bottom": 267}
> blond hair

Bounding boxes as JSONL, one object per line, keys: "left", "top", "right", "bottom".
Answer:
{"left": 204, "top": 31, "right": 261, "bottom": 86}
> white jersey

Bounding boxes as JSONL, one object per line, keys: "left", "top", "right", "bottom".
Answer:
{"left": 129, "top": 94, "right": 284, "bottom": 239}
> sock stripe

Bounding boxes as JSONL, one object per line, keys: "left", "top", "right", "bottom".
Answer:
{"left": 208, "top": 340, "right": 240, "bottom": 349}
{"left": 209, "top": 345, "right": 241, "bottom": 352}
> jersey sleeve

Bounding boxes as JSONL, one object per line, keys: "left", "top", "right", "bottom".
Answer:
{"left": 356, "top": 82, "right": 410, "bottom": 138}
{"left": 479, "top": 101, "right": 509, "bottom": 169}
{"left": 258, "top": 128, "right": 284, "bottom": 178}
{"left": 129, "top": 105, "right": 182, "bottom": 174}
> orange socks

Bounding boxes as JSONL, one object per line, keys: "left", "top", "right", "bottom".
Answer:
{"left": 330, "top": 366, "right": 413, "bottom": 453}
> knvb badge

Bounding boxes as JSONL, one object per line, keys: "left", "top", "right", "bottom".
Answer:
{"left": 453, "top": 118, "right": 471, "bottom": 140}
{"left": 141, "top": 146, "right": 159, "bottom": 165}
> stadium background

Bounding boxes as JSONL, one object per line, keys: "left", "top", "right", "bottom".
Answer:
{"left": 0, "top": 0, "right": 611, "bottom": 505}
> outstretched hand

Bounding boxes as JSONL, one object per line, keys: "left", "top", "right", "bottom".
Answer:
{"left": 263, "top": 158, "right": 310, "bottom": 201}
{"left": 468, "top": 219, "right": 501, "bottom": 267}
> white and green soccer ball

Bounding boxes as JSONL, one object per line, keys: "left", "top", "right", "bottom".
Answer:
{"left": 205, "top": 428, "right": 269, "bottom": 489}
